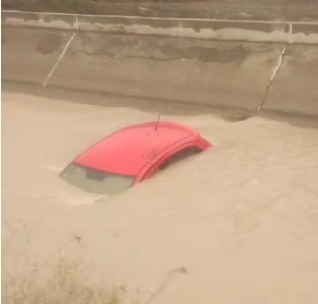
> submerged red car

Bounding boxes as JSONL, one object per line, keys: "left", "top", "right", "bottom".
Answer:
{"left": 60, "top": 121, "right": 211, "bottom": 195}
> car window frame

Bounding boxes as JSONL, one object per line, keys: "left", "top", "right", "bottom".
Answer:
{"left": 137, "top": 139, "right": 202, "bottom": 182}
{"left": 158, "top": 145, "right": 202, "bottom": 170}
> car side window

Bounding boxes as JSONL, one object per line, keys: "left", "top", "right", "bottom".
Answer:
{"left": 159, "top": 146, "right": 201, "bottom": 170}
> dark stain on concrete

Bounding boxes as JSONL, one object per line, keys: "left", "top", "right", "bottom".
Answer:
{"left": 42, "top": 14, "right": 77, "bottom": 26}
{"left": 161, "top": 44, "right": 249, "bottom": 62}
{"left": 37, "top": 32, "right": 63, "bottom": 55}
{"left": 292, "top": 23, "right": 318, "bottom": 36}
{"left": 2, "top": 11, "right": 39, "bottom": 22}
{"left": 182, "top": 20, "right": 289, "bottom": 34}
{"left": 79, "top": 15, "right": 290, "bottom": 35}
{"left": 73, "top": 32, "right": 250, "bottom": 63}
{"left": 82, "top": 16, "right": 183, "bottom": 31}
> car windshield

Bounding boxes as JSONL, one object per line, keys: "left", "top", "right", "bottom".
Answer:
{"left": 60, "top": 162, "right": 135, "bottom": 195}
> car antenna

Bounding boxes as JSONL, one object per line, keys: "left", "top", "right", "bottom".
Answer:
{"left": 154, "top": 113, "right": 161, "bottom": 131}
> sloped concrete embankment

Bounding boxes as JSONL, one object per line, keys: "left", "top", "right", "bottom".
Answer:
{"left": 2, "top": 11, "right": 318, "bottom": 116}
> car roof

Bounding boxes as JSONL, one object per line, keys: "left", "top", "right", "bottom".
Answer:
{"left": 74, "top": 121, "right": 199, "bottom": 176}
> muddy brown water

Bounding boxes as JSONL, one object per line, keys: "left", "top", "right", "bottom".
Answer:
{"left": 2, "top": 91, "right": 318, "bottom": 304}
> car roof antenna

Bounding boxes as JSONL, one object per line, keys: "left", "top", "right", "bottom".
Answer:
{"left": 154, "top": 113, "right": 161, "bottom": 131}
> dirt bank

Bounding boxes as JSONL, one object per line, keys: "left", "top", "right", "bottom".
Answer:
{"left": 3, "top": 0, "right": 318, "bottom": 20}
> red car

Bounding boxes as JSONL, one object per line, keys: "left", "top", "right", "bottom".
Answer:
{"left": 60, "top": 121, "right": 211, "bottom": 195}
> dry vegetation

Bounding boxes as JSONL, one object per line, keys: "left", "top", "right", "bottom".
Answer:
{"left": 2, "top": 257, "right": 123, "bottom": 304}
{"left": 2, "top": 224, "right": 124, "bottom": 304}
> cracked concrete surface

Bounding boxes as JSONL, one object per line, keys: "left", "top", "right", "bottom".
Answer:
{"left": 257, "top": 45, "right": 287, "bottom": 112}
{"left": 1, "top": 27, "right": 282, "bottom": 113}
{"left": 2, "top": 25, "right": 318, "bottom": 116}
{"left": 41, "top": 32, "right": 77, "bottom": 89}
{"left": 264, "top": 45, "right": 318, "bottom": 116}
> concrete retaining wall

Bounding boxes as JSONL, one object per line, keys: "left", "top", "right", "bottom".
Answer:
{"left": 264, "top": 45, "right": 318, "bottom": 116}
{"left": 2, "top": 10, "right": 318, "bottom": 44}
{"left": 2, "top": 11, "right": 318, "bottom": 116}
{"left": 1, "top": 27, "right": 276, "bottom": 111}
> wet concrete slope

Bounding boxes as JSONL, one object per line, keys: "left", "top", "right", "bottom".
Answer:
{"left": 2, "top": 27, "right": 74, "bottom": 85}
{"left": 2, "top": 25, "right": 318, "bottom": 116}
{"left": 47, "top": 32, "right": 283, "bottom": 112}
{"left": 264, "top": 45, "right": 318, "bottom": 116}
{"left": 0, "top": 27, "right": 278, "bottom": 112}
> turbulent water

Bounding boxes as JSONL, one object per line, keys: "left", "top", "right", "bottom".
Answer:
{"left": 2, "top": 92, "right": 318, "bottom": 304}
